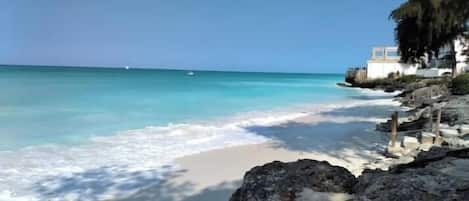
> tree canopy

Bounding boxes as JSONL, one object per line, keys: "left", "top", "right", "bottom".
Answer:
{"left": 390, "top": 0, "right": 469, "bottom": 64}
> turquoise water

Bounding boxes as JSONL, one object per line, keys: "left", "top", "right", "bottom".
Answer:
{"left": 0, "top": 65, "right": 350, "bottom": 150}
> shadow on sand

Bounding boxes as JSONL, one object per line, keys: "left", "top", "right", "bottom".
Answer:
{"left": 116, "top": 180, "right": 240, "bottom": 201}
{"left": 32, "top": 164, "right": 240, "bottom": 201}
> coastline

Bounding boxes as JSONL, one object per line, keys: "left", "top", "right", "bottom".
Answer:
{"left": 113, "top": 142, "right": 381, "bottom": 201}
{"left": 114, "top": 89, "right": 401, "bottom": 201}
{"left": 0, "top": 88, "right": 401, "bottom": 201}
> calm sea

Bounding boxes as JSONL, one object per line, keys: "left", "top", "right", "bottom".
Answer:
{"left": 0, "top": 65, "right": 400, "bottom": 200}
{"left": 0, "top": 65, "right": 351, "bottom": 150}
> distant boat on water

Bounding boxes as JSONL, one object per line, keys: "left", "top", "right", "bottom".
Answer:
{"left": 125, "top": 66, "right": 130, "bottom": 70}
{"left": 187, "top": 71, "right": 195, "bottom": 76}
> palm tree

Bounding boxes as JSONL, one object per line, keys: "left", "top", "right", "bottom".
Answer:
{"left": 390, "top": 0, "right": 468, "bottom": 77}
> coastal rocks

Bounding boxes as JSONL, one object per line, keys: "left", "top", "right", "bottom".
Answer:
{"left": 336, "top": 82, "right": 351, "bottom": 88}
{"left": 437, "top": 124, "right": 469, "bottom": 148}
{"left": 399, "top": 85, "right": 449, "bottom": 108}
{"left": 387, "top": 132, "right": 442, "bottom": 157}
{"left": 442, "top": 137, "right": 469, "bottom": 148}
{"left": 354, "top": 147, "right": 469, "bottom": 201}
{"left": 229, "top": 159, "right": 357, "bottom": 201}
{"left": 231, "top": 148, "right": 469, "bottom": 201}
{"left": 354, "top": 167, "right": 464, "bottom": 201}
{"left": 441, "top": 95, "right": 469, "bottom": 125}
{"left": 376, "top": 116, "right": 430, "bottom": 134}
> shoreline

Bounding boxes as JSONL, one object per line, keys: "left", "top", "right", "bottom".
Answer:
{"left": 1, "top": 88, "right": 401, "bottom": 201}
{"left": 114, "top": 91, "right": 401, "bottom": 201}
{"left": 113, "top": 142, "right": 384, "bottom": 201}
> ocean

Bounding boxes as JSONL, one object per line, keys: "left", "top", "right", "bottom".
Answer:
{"left": 0, "top": 65, "right": 396, "bottom": 200}
{"left": 0, "top": 65, "right": 354, "bottom": 150}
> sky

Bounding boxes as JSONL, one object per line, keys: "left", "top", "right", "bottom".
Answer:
{"left": 1, "top": 0, "right": 406, "bottom": 73}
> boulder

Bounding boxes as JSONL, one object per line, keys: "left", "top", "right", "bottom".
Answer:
{"left": 231, "top": 148, "right": 469, "bottom": 201}
{"left": 441, "top": 95, "right": 469, "bottom": 125}
{"left": 354, "top": 147, "right": 469, "bottom": 201}
{"left": 229, "top": 159, "right": 357, "bottom": 201}
{"left": 442, "top": 137, "right": 469, "bottom": 148}
{"left": 399, "top": 85, "right": 449, "bottom": 108}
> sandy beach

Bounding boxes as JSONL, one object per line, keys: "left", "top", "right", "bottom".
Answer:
{"left": 114, "top": 97, "right": 399, "bottom": 201}
{"left": 114, "top": 143, "right": 380, "bottom": 201}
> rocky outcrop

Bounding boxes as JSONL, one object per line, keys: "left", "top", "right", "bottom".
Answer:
{"left": 442, "top": 95, "right": 469, "bottom": 125}
{"left": 354, "top": 147, "right": 469, "bottom": 201}
{"left": 341, "top": 76, "right": 451, "bottom": 95}
{"left": 232, "top": 79, "right": 469, "bottom": 201}
{"left": 376, "top": 116, "right": 431, "bottom": 134}
{"left": 231, "top": 148, "right": 469, "bottom": 201}
{"left": 229, "top": 159, "right": 357, "bottom": 201}
{"left": 399, "top": 85, "right": 449, "bottom": 108}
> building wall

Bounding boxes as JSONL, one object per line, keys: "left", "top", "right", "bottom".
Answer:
{"left": 363, "top": 41, "right": 467, "bottom": 80}
{"left": 366, "top": 61, "right": 419, "bottom": 79}
{"left": 416, "top": 68, "right": 452, "bottom": 77}
{"left": 455, "top": 37, "right": 469, "bottom": 74}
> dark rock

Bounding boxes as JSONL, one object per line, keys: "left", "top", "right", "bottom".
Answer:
{"left": 354, "top": 148, "right": 469, "bottom": 201}
{"left": 376, "top": 116, "right": 431, "bottom": 134}
{"left": 336, "top": 82, "right": 351, "bottom": 88}
{"left": 345, "top": 78, "right": 404, "bottom": 91}
{"left": 442, "top": 95, "right": 469, "bottom": 125}
{"left": 354, "top": 168, "right": 459, "bottom": 201}
{"left": 384, "top": 86, "right": 396, "bottom": 93}
{"left": 232, "top": 148, "right": 469, "bottom": 201}
{"left": 399, "top": 85, "right": 449, "bottom": 108}
{"left": 229, "top": 159, "right": 357, "bottom": 201}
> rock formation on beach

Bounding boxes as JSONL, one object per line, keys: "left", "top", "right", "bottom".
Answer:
{"left": 230, "top": 160, "right": 356, "bottom": 201}
{"left": 233, "top": 73, "right": 469, "bottom": 201}
{"left": 354, "top": 147, "right": 469, "bottom": 201}
{"left": 230, "top": 147, "right": 469, "bottom": 201}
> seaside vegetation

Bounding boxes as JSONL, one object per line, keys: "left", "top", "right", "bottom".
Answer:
{"left": 396, "top": 74, "right": 419, "bottom": 83}
{"left": 390, "top": 0, "right": 469, "bottom": 77}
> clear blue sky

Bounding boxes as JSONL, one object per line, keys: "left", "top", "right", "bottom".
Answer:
{"left": 1, "top": 0, "right": 405, "bottom": 73}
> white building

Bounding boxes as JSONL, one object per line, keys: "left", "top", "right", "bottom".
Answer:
{"left": 454, "top": 36, "right": 469, "bottom": 74}
{"left": 366, "top": 38, "right": 468, "bottom": 79}
{"left": 366, "top": 47, "right": 419, "bottom": 79}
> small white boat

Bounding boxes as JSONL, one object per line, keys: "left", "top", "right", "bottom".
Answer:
{"left": 187, "top": 71, "right": 195, "bottom": 76}
{"left": 125, "top": 66, "right": 130, "bottom": 70}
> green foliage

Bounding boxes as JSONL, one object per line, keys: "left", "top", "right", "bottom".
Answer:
{"left": 357, "top": 78, "right": 395, "bottom": 88}
{"left": 452, "top": 73, "right": 469, "bottom": 95}
{"left": 424, "top": 77, "right": 451, "bottom": 86}
{"left": 390, "top": 0, "right": 469, "bottom": 63}
{"left": 397, "top": 75, "right": 419, "bottom": 83}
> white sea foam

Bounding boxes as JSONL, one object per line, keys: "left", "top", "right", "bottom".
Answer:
{"left": 0, "top": 89, "right": 400, "bottom": 201}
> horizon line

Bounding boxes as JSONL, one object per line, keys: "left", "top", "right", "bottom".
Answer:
{"left": 0, "top": 63, "right": 344, "bottom": 75}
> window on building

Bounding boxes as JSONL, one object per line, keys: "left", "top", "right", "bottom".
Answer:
{"left": 374, "top": 50, "right": 384, "bottom": 58}
{"left": 386, "top": 50, "right": 399, "bottom": 57}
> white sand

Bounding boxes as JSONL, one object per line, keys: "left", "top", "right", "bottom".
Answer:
{"left": 116, "top": 130, "right": 387, "bottom": 201}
